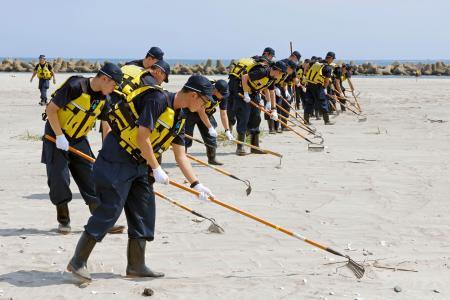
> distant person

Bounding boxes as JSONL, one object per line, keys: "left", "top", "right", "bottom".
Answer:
{"left": 30, "top": 55, "right": 56, "bottom": 106}
{"left": 42, "top": 62, "right": 124, "bottom": 234}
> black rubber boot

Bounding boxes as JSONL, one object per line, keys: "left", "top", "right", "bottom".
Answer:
{"left": 304, "top": 113, "right": 310, "bottom": 125}
{"left": 89, "top": 203, "right": 125, "bottom": 234}
{"left": 250, "top": 133, "right": 265, "bottom": 154}
{"left": 56, "top": 203, "right": 71, "bottom": 234}
{"left": 236, "top": 133, "right": 247, "bottom": 156}
{"left": 268, "top": 120, "right": 275, "bottom": 134}
{"left": 207, "top": 147, "right": 223, "bottom": 165}
{"left": 126, "top": 239, "right": 165, "bottom": 278}
{"left": 67, "top": 232, "right": 97, "bottom": 282}
{"left": 323, "top": 112, "right": 335, "bottom": 125}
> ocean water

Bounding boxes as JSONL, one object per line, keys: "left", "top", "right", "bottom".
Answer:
{"left": 2, "top": 57, "right": 450, "bottom": 67}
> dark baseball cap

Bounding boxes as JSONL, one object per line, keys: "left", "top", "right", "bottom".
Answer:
{"left": 146, "top": 47, "right": 164, "bottom": 60}
{"left": 153, "top": 59, "right": 170, "bottom": 83}
{"left": 326, "top": 51, "right": 336, "bottom": 59}
{"left": 214, "top": 79, "right": 229, "bottom": 98}
{"left": 291, "top": 51, "right": 301, "bottom": 61}
{"left": 99, "top": 62, "right": 123, "bottom": 84}
{"left": 184, "top": 75, "right": 215, "bottom": 103}
{"left": 285, "top": 59, "right": 297, "bottom": 70}
{"left": 272, "top": 60, "right": 287, "bottom": 73}
{"left": 39, "top": 55, "right": 46, "bottom": 59}
{"left": 263, "top": 47, "right": 276, "bottom": 56}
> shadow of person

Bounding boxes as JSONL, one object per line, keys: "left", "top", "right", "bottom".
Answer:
{"left": 0, "top": 270, "right": 123, "bottom": 287}
{"left": 22, "top": 193, "right": 82, "bottom": 200}
{"left": 0, "top": 228, "right": 82, "bottom": 237}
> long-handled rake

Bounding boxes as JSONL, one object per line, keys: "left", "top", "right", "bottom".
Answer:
{"left": 275, "top": 103, "right": 320, "bottom": 136}
{"left": 184, "top": 152, "right": 252, "bottom": 196}
{"left": 245, "top": 98, "right": 325, "bottom": 152}
{"left": 169, "top": 179, "right": 365, "bottom": 279}
{"left": 328, "top": 94, "right": 367, "bottom": 122}
{"left": 155, "top": 191, "right": 224, "bottom": 233}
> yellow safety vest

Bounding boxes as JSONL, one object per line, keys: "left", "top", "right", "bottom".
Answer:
{"left": 305, "top": 63, "right": 326, "bottom": 86}
{"left": 36, "top": 63, "right": 53, "bottom": 80}
{"left": 107, "top": 86, "right": 185, "bottom": 163}
{"left": 341, "top": 73, "right": 348, "bottom": 82}
{"left": 118, "top": 64, "right": 152, "bottom": 95}
{"left": 54, "top": 77, "right": 106, "bottom": 140}
{"left": 229, "top": 58, "right": 258, "bottom": 78}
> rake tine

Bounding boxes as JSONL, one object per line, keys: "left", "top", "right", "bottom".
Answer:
{"left": 346, "top": 256, "right": 366, "bottom": 279}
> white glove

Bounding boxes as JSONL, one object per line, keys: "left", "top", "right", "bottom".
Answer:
{"left": 225, "top": 129, "right": 234, "bottom": 141}
{"left": 55, "top": 134, "right": 69, "bottom": 151}
{"left": 152, "top": 166, "right": 169, "bottom": 184}
{"left": 243, "top": 92, "right": 251, "bottom": 103}
{"left": 302, "top": 87, "right": 306, "bottom": 93}
{"left": 208, "top": 126, "right": 218, "bottom": 138}
{"left": 275, "top": 87, "right": 281, "bottom": 97}
{"left": 323, "top": 88, "right": 328, "bottom": 95}
{"left": 265, "top": 102, "right": 271, "bottom": 111}
{"left": 193, "top": 183, "right": 214, "bottom": 201}
{"left": 259, "top": 99, "right": 264, "bottom": 106}
{"left": 285, "top": 90, "right": 291, "bottom": 100}
{"left": 270, "top": 110, "right": 278, "bottom": 121}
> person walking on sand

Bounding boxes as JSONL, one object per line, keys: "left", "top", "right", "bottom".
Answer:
{"left": 42, "top": 63, "right": 125, "bottom": 234}
{"left": 30, "top": 55, "right": 56, "bottom": 106}
{"left": 66, "top": 75, "right": 215, "bottom": 282}
{"left": 184, "top": 79, "right": 233, "bottom": 165}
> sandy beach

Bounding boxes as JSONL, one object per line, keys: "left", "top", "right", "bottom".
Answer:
{"left": 0, "top": 73, "right": 449, "bottom": 299}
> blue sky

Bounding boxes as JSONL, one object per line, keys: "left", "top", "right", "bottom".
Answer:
{"left": 1, "top": 0, "right": 449, "bottom": 60}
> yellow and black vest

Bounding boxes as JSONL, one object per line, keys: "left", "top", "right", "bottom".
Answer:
{"left": 296, "top": 68, "right": 306, "bottom": 85}
{"left": 229, "top": 58, "right": 259, "bottom": 79}
{"left": 305, "top": 63, "right": 326, "bottom": 86}
{"left": 36, "top": 63, "right": 53, "bottom": 80}
{"left": 107, "top": 86, "right": 185, "bottom": 163}
{"left": 54, "top": 77, "right": 106, "bottom": 140}
{"left": 118, "top": 64, "right": 153, "bottom": 95}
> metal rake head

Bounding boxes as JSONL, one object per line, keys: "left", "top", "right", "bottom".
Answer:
{"left": 206, "top": 218, "right": 225, "bottom": 234}
{"left": 346, "top": 256, "right": 365, "bottom": 279}
{"left": 243, "top": 179, "right": 252, "bottom": 196}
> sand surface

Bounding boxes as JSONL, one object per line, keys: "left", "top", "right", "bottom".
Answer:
{"left": 0, "top": 73, "right": 449, "bottom": 299}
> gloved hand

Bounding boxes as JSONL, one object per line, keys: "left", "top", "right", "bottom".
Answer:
{"left": 302, "top": 87, "right": 306, "bottom": 93}
{"left": 152, "top": 166, "right": 169, "bottom": 184}
{"left": 55, "top": 134, "right": 69, "bottom": 151}
{"left": 275, "top": 87, "right": 281, "bottom": 97}
{"left": 270, "top": 110, "right": 278, "bottom": 121}
{"left": 208, "top": 126, "right": 218, "bottom": 138}
{"left": 225, "top": 129, "right": 234, "bottom": 141}
{"left": 193, "top": 183, "right": 214, "bottom": 201}
{"left": 243, "top": 92, "right": 251, "bottom": 103}
{"left": 285, "top": 90, "right": 291, "bottom": 100}
{"left": 259, "top": 99, "right": 264, "bottom": 106}
{"left": 265, "top": 102, "right": 271, "bottom": 111}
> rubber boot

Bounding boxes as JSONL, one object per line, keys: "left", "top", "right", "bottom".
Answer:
{"left": 89, "top": 203, "right": 125, "bottom": 234}
{"left": 323, "top": 112, "right": 335, "bottom": 125}
{"left": 67, "top": 231, "right": 97, "bottom": 281}
{"left": 304, "top": 113, "right": 310, "bottom": 125}
{"left": 236, "top": 133, "right": 247, "bottom": 156}
{"left": 250, "top": 133, "right": 265, "bottom": 154}
{"left": 126, "top": 239, "right": 165, "bottom": 278}
{"left": 56, "top": 203, "right": 71, "bottom": 234}
{"left": 268, "top": 120, "right": 275, "bottom": 134}
{"left": 207, "top": 147, "right": 223, "bottom": 165}
{"left": 274, "top": 120, "right": 282, "bottom": 133}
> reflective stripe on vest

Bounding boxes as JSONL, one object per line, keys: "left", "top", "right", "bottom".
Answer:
{"left": 37, "top": 63, "right": 52, "bottom": 80}
{"left": 305, "top": 63, "right": 326, "bottom": 85}
{"left": 107, "top": 86, "right": 185, "bottom": 163}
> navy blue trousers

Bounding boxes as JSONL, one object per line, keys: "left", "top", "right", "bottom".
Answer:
{"left": 184, "top": 112, "right": 218, "bottom": 149}
{"left": 304, "top": 84, "right": 329, "bottom": 114}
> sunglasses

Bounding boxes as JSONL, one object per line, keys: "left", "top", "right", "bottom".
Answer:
{"left": 197, "top": 93, "right": 211, "bottom": 108}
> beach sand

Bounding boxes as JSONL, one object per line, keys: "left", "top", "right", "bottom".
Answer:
{"left": 0, "top": 73, "right": 449, "bottom": 299}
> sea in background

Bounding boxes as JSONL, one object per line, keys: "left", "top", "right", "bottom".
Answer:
{"left": 2, "top": 57, "right": 450, "bottom": 67}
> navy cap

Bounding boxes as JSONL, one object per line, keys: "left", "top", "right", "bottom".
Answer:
{"left": 285, "top": 59, "right": 297, "bottom": 70}
{"left": 292, "top": 51, "right": 301, "bottom": 61}
{"left": 326, "top": 51, "right": 336, "bottom": 59}
{"left": 99, "top": 62, "right": 123, "bottom": 84}
{"left": 272, "top": 60, "right": 287, "bottom": 73}
{"left": 214, "top": 79, "right": 229, "bottom": 98}
{"left": 146, "top": 47, "right": 164, "bottom": 60}
{"left": 263, "top": 47, "right": 275, "bottom": 56}
{"left": 153, "top": 59, "right": 170, "bottom": 83}
{"left": 184, "top": 75, "right": 215, "bottom": 103}
{"left": 39, "top": 55, "right": 46, "bottom": 59}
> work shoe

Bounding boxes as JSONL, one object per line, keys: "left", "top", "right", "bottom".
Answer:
{"left": 303, "top": 113, "right": 311, "bottom": 125}
{"left": 206, "top": 147, "right": 223, "bottom": 165}
{"left": 126, "top": 239, "right": 164, "bottom": 278}
{"left": 67, "top": 232, "right": 97, "bottom": 282}
{"left": 56, "top": 203, "right": 71, "bottom": 234}
{"left": 250, "top": 134, "right": 265, "bottom": 154}
{"left": 88, "top": 203, "right": 125, "bottom": 234}
{"left": 236, "top": 133, "right": 247, "bottom": 156}
{"left": 323, "top": 113, "right": 335, "bottom": 125}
